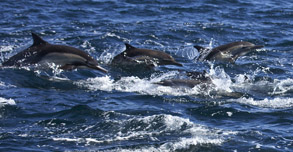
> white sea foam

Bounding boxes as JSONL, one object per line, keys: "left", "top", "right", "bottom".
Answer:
{"left": 99, "top": 44, "right": 125, "bottom": 64}
{"left": 231, "top": 97, "right": 293, "bottom": 109}
{"left": 0, "top": 97, "right": 16, "bottom": 107}
{"left": 0, "top": 45, "right": 14, "bottom": 52}
{"left": 75, "top": 63, "right": 293, "bottom": 108}
{"left": 74, "top": 71, "right": 209, "bottom": 96}
{"left": 102, "top": 32, "right": 131, "bottom": 43}
{"left": 0, "top": 81, "right": 16, "bottom": 88}
{"left": 271, "top": 78, "right": 293, "bottom": 95}
{"left": 81, "top": 40, "right": 96, "bottom": 53}
{"left": 74, "top": 65, "right": 244, "bottom": 97}
{"left": 208, "top": 65, "right": 233, "bottom": 92}
{"left": 0, "top": 45, "right": 15, "bottom": 63}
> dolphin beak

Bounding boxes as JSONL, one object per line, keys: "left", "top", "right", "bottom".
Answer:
{"left": 95, "top": 66, "right": 108, "bottom": 73}
{"left": 88, "top": 65, "right": 108, "bottom": 73}
{"left": 173, "top": 62, "right": 183, "bottom": 67}
{"left": 251, "top": 45, "right": 264, "bottom": 50}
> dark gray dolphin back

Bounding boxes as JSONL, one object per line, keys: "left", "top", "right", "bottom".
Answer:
{"left": 2, "top": 33, "right": 48, "bottom": 66}
{"left": 2, "top": 33, "right": 108, "bottom": 73}
{"left": 194, "top": 41, "right": 264, "bottom": 62}
{"left": 112, "top": 43, "right": 182, "bottom": 67}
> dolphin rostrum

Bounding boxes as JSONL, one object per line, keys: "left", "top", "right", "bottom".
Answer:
{"left": 2, "top": 33, "right": 108, "bottom": 73}
{"left": 111, "top": 43, "right": 183, "bottom": 67}
{"left": 194, "top": 41, "right": 263, "bottom": 62}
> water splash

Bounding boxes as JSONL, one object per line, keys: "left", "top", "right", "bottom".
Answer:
{"left": 231, "top": 97, "right": 293, "bottom": 109}
{"left": 0, "top": 97, "right": 16, "bottom": 108}
{"left": 208, "top": 64, "right": 233, "bottom": 92}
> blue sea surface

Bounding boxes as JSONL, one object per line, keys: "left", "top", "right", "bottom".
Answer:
{"left": 0, "top": 0, "right": 293, "bottom": 151}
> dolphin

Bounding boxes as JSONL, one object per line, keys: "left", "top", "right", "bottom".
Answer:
{"left": 2, "top": 33, "right": 108, "bottom": 73}
{"left": 111, "top": 43, "right": 183, "bottom": 67}
{"left": 194, "top": 41, "right": 263, "bottom": 62}
{"left": 154, "top": 79, "right": 210, "bottom": 88}
{"left": 154, "top": 71, "right": 211, "bottom": 88}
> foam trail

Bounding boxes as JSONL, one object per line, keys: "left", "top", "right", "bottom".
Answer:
{"left": 0, "top": 45, "right": 14, "bottom": 52}
{"left": 74, "top": 71, "right": 208, "bottom": 96}
{"left": 231, "top": 97, "right": 293, "bottom": 108}
{"left": 0, "top": 97, "right": 16, "bottom": 107}
{"left": 271, "top": 78, "right": 293, "bottom": 95}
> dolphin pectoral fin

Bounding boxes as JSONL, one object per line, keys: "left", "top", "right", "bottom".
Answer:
{"left": 31, "top": 33, "right": 48, "bottom": 46}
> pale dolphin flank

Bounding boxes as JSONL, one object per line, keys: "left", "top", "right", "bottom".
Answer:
{"left": 154, "top": 79, "right": 209, "bottom": 88}
{"left": 2, "top": 33, "right": 108, "bottom": 73}
{"left": 154, "top": 71, "right": 211, "bottom": 88}
{"left": 194, "top": 41, "right": 264, "bottom": 62}
{"left": 111, "top": 43, "right": 183, "bottom": 67}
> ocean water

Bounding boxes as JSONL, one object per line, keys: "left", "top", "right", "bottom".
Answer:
{"left": 0, "top": 0, "right": 293, "bottom": 151}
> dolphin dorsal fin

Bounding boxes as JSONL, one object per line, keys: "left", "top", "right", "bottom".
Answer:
{"left": 125, "top": 43, "right": 135, "bottom": 51}
{"left": 31, "top": 33, "right": 48, "bottom": 46}
{"left": 194, "top": 45, "right": 210, "bottom": 55}
{"left": 194, "top": 45, "right": 207, "bottom": 52}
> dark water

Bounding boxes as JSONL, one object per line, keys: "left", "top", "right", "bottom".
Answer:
{"left": 0, "top": 0, "right": 293, "bottom": 151}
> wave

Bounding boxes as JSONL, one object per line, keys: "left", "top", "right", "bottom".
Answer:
{"left": 52, "top": 114, "right": 233, "bottom": 151}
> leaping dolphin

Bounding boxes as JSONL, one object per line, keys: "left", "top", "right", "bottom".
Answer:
{"left": 2, "top": 33, "right": 108, "bottom": 73}
{"left": 194, "top": 41, "right": 263, "bottom": 62}
{"left": 111, "top": 43, "right": 183, "bottom": 67}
